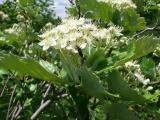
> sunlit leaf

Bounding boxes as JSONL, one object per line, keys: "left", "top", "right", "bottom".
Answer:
{"left": 0, "top": 53, "right": 63, "bottom": 85}
{"left": 106, "top": 70, "right": 146, "bottom": 103}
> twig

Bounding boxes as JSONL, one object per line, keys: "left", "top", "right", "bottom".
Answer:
{"left": 83, "top": 11, "right": 93, "bottom": 17}
{"left": 6, "top": 85, "right": 17, "bottom": 120}
{"left": 68, "top": 0, "right": 75, "bottom": 5}
{"left": 14, "top": 104, "right": 23, "bottom": 118}
{"left": 76, "top": 46, "right": 85, "bottom": 64}
{"left": 41, "top": 84, "right": 51, "bottom": 104}
{"left": 148, "top": 80, "right": 160, "bottom": 85}
{"left": 30, "top": 100, "right": 51, "bottom": 120}
{"left": 57, "top": 93, "right": 69, "bottom": 99}
{"left": 134, "top": 25, "right": 160, "bottom": 38}
{"left": 75, "top": 0, "right": 81, "bottom": 19}
{"left": 91, "top": 97, "right": 97, "bottom": 110}
{"left": 11, "top": 105, "right": 18, "bottom": 120}
{"left": 0, "top": 76, "right": 10, "bottom": 97}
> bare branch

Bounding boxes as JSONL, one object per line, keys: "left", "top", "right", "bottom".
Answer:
{"left": 14, "top": 104, "right": 23, "bottom": 118}
{"left": 30, "top": 100, "right": 51, "bottom": 120}
{"left": 6, "top": 85, "right": 17, "bottom": 120}
{"left": 41, "top": 84, "right": 51, "bottom": 104}
{"left": 0, "top": 76, "right": 9, "bottom": 97}
{"left": 11, "top": 105, "right": 18, "bottom": 120}
{"left": 134, "top": 24, "right": 160, "bottom": 38}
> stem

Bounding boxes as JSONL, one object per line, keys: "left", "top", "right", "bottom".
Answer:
{"left": 76, "top": 46, "right": 85, "bottom": 64}
{"left": 75, "top": 0, "right": 81, "bottom": 19}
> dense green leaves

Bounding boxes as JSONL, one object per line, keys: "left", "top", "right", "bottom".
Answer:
{"left": 19, "top": 0, "right": 35, "bottom": 7}
{"left": 1, "top": 0, "right": 160, "bottom": 119}
{"left": 70, "top": 0, "right": 146, "bottom": 31}
{"left": 120, "top": 9, "right": 146, "bottom": 31}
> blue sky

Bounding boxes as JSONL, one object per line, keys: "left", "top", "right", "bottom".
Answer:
{"left": 0, "top": 0, "right": 3, "bottom": 4}
{"left": 54, "top": 0, "right": 70, "bottom": 18}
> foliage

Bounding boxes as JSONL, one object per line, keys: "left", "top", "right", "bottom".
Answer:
{"left": 0, "top": 0, "right": 160, "bottom": 120}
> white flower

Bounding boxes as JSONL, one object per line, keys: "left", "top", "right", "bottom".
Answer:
{"left": 39, "top": 17, "right": 123, "bottom": 53}
{"left": 4, "top": 24, "right": 23, "bottom": 35}
{"left": 146, "top": 86, "right": 153, "bottom": 91}
{"left": 39, "top": 38, "right": 57, "bottom": 50}
{"left": 17, "top": 14, "right": 25, "bottom": 21}
{"left": 0, "top": 11, "right": 9, "bottom": 20}
{"left": 125, "top": 61, "right": 140, "bottom": 71}
{"left": 134, "top": 72, "right": 150, "bottom": 85}
{"left": 107, "top": 26, "right": 123, "bottom": 37}
{"left": 125, "top": 61, "right": 152, "bottom": 86}
{"left": 97, "top": 0, "right": 137, "bottom": 10}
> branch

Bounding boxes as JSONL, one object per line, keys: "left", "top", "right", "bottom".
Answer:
{"left": 76, "top": 46, "right": 85, "bottom": 64}
{"left": 41, "top": 84, "right": 51, "bottom": 105}
{"left": 91, "top": 97, "right": 97, "bottom": 110}
{"left": 0, "top": 76, "right": 9, "bottom": 97}
{"left": 68, "top": 0, "right": 75, "bottom": 5}
{"left": 30, "top": 100, "right": 51, "bottom": 120}
{"left": 6, "top": 85, "right": 17, "bottom": 120}
{"left": 148, "top": 80, "right": 160, "bottom": 85}
{"left": 14, "top": 104, "right": 23, "bottom": 118}
{"left": 75, "top": 0, "right": 81, "bottom": 19}
{"left": 11, "top": 105, "right": 18, "bottom": 120}
{"left": 134, "top": 25, "right": 160, "bottom": 37}
{"left": 1, "top": 71, "right": 15, "bottom": 97}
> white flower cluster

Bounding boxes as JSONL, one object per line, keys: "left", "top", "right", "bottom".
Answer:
{"left": 97, "top": 0, "right": 137, "bottom": 10}
{"left": 0, "top": 11, "right": 9, "bottom": 21}
{"left": 39, "top": 18, "right": 123, "bottom": 52}
{"left": 5, "top": 24, "right": 23, "bottom": 35}
{"left": 17, "top": 14, "right": 25, "bottom": 22}
{"left": 125, "top": 61, "right": 151, "bottom": 86}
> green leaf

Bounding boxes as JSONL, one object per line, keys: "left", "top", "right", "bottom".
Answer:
{"left": 105, "top": 103, "right": 139, "bottom": 120}
{"left": 106, "top": 70, "right": 146, "bottom": 103}
{"left": 78, "top": 67, "right": 106, "bottom": 98}
{"left": 39, "top": 60, "right": 57, "bottom": 74}
{"left": 19, "top": 0, "right": 34, "bottom": 7}
{"left": 140, "top": 58, "right": 156, "bottom": 77}
{"left": 143, "top": 90, "right": 160, "bottom": 103}
{"left": 99, "top": 36, "right": 160, "bottom": 73}
{"left": 0, "top": 53, "right": 63, "bottom": 85}
{"left": 0, "top": 69, "right": 8, "bottom": 75}
{"left": 79, "top": 0, "right": 113, "bottom": 22}
{"left": 86, "top": 49, "right": 107, "bottom": 71}
{"left": 59, "top": 51, "right": 79, "bottom": 83}
{"left": 120, "top": 9, "right": 146, "bottom": 31}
